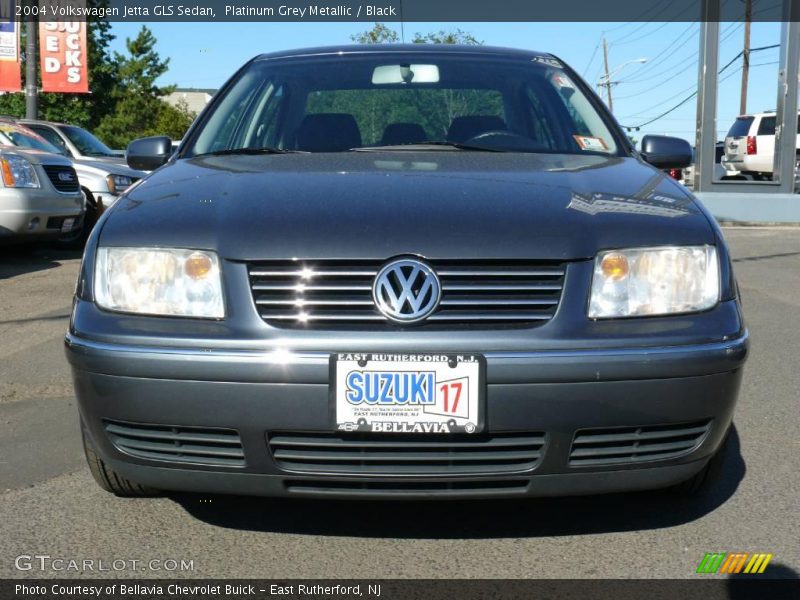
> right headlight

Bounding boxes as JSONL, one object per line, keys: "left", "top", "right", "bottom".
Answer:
{"left": 588, "top": 245, "right": 719, "bottom": 318}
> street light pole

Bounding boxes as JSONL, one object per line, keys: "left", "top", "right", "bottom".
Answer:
{"left": 602, "top": 36, "right": 612, "bottom": 111}
{"left": 598, "top": 57, "right": 648, "bottom": 113}
{"left": 24, "top": 12, "right": 37, "bottom": 120}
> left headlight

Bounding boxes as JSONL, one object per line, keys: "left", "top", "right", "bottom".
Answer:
{"left": 0, "top": 155, "right": 40, "bottom": 188}
{"left": 94, "top": 248, "right": 224, "bottom": 318}
{"left": 588, "top": 245, "right": 719, "bottom": 318}
{"left": 106, "top": 174, "right": 135, "bottom": 194}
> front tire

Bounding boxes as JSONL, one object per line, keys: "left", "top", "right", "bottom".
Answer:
{"left": 82, "top": 430, "right": 159, "bottom": 497}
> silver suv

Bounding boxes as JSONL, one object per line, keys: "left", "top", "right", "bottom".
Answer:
{"left": 723, "top": 111, "right": 800, "bottom": 179}
{"left": 18, "top": 119, "right": 145, "bottom": 220}
{"left": 0, "top": 145, "right": 84, "bottom": 244}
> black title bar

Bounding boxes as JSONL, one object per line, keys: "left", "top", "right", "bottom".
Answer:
{"left": 5, "top": 0, "right": 795, "bottom": 23}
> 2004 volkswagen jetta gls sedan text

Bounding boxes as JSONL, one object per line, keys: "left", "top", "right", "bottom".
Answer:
{"left": 65, "top": 45, "right": 748, "bottom": 499}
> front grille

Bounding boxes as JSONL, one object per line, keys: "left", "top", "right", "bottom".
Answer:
{"left": 285, "top": 479, "right": 529, "bottom": 496}
{"left": 104, "top": 420, "right": 245, "bottom": 467}
{"left": 569, "top": 420, "right": 711, "bottom": 467}
{"left": 268, "top": 431, "right": 546, "bottom": 475}
{"left": 247, "top": 259, "right": 566, "bottom": 328}
{"left": 42, "top": 165, "right": 80, "bottom": 193}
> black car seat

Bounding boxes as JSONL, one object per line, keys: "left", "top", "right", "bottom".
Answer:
{"left": 380, "top": 123, "right": 427, "bottom": 145}
{"left": 294, "top": 113, "right": 362, "bottom": 152}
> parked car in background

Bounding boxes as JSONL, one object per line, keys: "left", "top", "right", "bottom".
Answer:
{"left": 723, "top": 111, "right": 800, "bottom": 179}
{"left": 20, "top": 119, "right": 124, "bottom": 161}
{"left": 0, "top": 141, "right": 84, "bottom": 244}
{"left": 14, "top": 119, "right": 145, "bottom": 234}
{"left": 67, "top": 45, "right": 747, "bottom": 501}
{"left": 682, "top": 142, "right": 732, "bottom": 190}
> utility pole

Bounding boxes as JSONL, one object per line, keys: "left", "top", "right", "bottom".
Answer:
{"left": 24, "top": 11, "right": 37, "bottom": 119}
{"left": 739, "top": 0, "right": 752, "bottom": 115}
{"left": 601, "top": 36, "right": 613, "bottom": 112}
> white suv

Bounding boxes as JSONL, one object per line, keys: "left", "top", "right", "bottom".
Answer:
{"left": 723, "top": 111, "right": 799, "bottom": 179}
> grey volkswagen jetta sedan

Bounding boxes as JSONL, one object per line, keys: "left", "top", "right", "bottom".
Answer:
{"left": 66, "top": 45, "right": 748, "bottom": 499}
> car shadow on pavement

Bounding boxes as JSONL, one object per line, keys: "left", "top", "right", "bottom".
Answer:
{"left": 0, "top": 244, "right": 82, "bottom": 280}
{"left": 173, "top": 426, "right": 746, "bottom": 539}
{"left": 727, "top": 563, "right": 800, "bottom": 599}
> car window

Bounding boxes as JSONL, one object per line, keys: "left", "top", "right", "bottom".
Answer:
{"left": 727, "top": 116, "right": 754, "bottom": 137}
{"left": 58, "top": 125, "right": 115, "bottom": 157}
{"left": 0, "top": 122, "right": 64, "bottom": 154}
{"left": 757, "top": 116, "right": 776, "bottom": 136}
{"left": 188, "top": 54, "right": 621, "bottom": 156}
{"left": 306, "top": 88, "right": 504, "bottom": 145}
{"left": 28, "top": 125, "right": 68, "bottom": 150}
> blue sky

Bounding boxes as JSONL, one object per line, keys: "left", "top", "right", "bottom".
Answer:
{"left": 108, "top": 21, "right": 785, "bottom": 143}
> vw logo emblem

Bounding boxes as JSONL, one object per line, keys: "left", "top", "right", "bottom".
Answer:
{"left": 373, "top": 258, "right": 441, "bottom": 323}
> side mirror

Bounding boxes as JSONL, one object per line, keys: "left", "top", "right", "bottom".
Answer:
{"left": 127, "top": 136, "right": 172, "bottom": 171}
{"left": 640, "top": 134, "right": 693, "bottom": 169}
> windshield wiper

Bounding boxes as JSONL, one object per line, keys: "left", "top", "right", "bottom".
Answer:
{"left": 194, "top": 147, "right": 303, "bottom": 157}
{"left": 351, "top": 141, "right": 507, "bottom": 153}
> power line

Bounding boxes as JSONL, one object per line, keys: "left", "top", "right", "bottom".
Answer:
{"left": 621, "top": 44, "right": 782, "bottom": 129}
{"left": 614, "top": 23, "right": 697, "bottom": 82}
{"left": 582, "top": 39, "right": 601, "bottom": 78}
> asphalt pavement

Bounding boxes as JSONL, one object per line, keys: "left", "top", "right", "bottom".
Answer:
{"left": 0, "top": 228, "right": 798, "bottom": 579}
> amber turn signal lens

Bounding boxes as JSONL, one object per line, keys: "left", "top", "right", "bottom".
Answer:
{"left": 600, "top": 253, "right": 629, "bottom": 280}
{"left": 0, "top": 159, "right": 15, "bottom": 187}
{"left": 185, "top": 252, "right": 213, "bottom": 280}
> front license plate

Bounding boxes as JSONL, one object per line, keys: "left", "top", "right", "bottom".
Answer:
{"left": 60, "top": 218, "right": 75, "bottom": 232}
{"left": 332, "top": 353, "right": 484, "bottom": 434}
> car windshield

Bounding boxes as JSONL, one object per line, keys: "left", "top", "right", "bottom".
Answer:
{"left": 188, "top": 52, "right": 621, "bottom": 156}
{"left": 0, "top": 122, "right": 65, "bottom": 154}
{"left": 59, "top": 124, "right": 116, "bottom": 156}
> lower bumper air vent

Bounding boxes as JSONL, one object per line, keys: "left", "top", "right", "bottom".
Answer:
{"left": 269, "top": 431, "right": 546, "bottom": 475}
{"left": 104, "top": 420, "right": 245, "bottom": 467}
{"left": 285, "top": 479, "right": 529, "bottom": 496}
{"left": 569, "top": 420, "right": 712, "bottom": 467}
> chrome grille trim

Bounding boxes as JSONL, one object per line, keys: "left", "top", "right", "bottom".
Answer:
{"left": 247, "top": 259, "right": 566, "bottom": 328}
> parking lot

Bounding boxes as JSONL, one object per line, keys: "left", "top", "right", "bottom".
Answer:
{"left": 1, "top": 227, "right": 798, "bottom": 579}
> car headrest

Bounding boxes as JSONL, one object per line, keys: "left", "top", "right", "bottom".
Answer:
{"left": 381, "top": 123, "right": 427, "bottom": 146}
{"left": 294, "top": 113, "right": 362, "bottom": 152}
{"left": 447, "top": 115, "right": 507, "bottom": 143}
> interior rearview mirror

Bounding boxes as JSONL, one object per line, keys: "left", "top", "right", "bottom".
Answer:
{"left": 372, "top": 64, "right": 440, "bottom": 85}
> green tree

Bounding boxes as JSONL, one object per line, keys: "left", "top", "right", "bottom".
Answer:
{"left": 350, "top": 23, "right": 399, "bottom": 44}
{"left": 152, "top": 99, "right": 196, "bottom": 142}
{"left": 95, "top": 26, "right": 176, "bottom": 148}
{"left": 0, "top": 0, "right": 119, "bottom": 128}
{"left": 412, "top": 29, "right": 482, "bottom": 45}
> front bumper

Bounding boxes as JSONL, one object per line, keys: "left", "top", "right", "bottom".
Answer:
{"left": 66, "top": 330, "right": 748, "bottom": 499}
{"left": 0, "top": 189, "right": 84, "bottom": 240}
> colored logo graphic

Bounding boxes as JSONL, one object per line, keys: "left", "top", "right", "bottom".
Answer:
{"left": 696, "top": 552, "right": 773, "bottom": 574}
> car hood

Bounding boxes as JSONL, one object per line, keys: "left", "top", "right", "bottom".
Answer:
{"left": 100, "top": 152, "right": 714, "bottom": 260}
{"left": 0, "top": 147, "right": 74, "bottom": 167}
{"left": 71, "top": 157, "right": 145, "bottom": 178}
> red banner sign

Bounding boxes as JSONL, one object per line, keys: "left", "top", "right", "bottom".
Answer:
{"left": 39, "top": 1, "right": 89, "bottom": 93}
{"left": 0, "top": 1, "right": 21, "bottom": 93}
